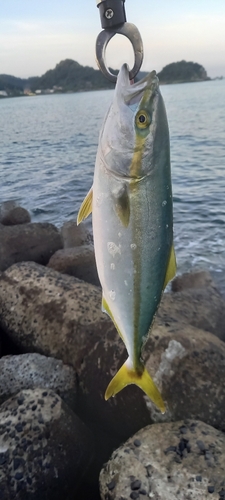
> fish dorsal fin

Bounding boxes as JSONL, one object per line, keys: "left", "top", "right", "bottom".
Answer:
{"left": 163, "top": 244, "right": 177, "bottom": 290}
{"left": 77, "top": 186, "right": 93, "bottom": 225}
{"left": 113, "top": 185, "right": 130, "bottom": 227}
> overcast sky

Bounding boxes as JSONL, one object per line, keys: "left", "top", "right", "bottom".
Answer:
{"left": 1, "top": 0, "right": 225, "bottom": 78}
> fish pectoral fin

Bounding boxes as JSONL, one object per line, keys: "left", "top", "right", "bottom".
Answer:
{"left": 113, "top": 185, "right": 130, "bottom": 227}
{"left": 105, "top": 359, "right": 165, "bottom": 413}
{"left": 77, "top": 186, "right": 93, "bottom": 225}
{"left": 163, "top": 243, "right": 177, "bottom": 290}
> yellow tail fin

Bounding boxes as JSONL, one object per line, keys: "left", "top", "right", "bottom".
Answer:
{"left": 105, "top": 359, "right": 165, "bottom": 413}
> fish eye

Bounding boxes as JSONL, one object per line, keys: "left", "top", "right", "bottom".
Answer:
{"left": 135, "top": 110, "right": 150, "bottom": 129}
{"left": 139, "top": 115, "right": 146, "bottom": 123}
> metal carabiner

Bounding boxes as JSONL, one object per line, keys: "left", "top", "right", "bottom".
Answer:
{"left": 96, "top": 22, "right": 144, "bottom": 83}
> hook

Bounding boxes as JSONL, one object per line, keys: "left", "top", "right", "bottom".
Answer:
{"left": 96, "top": 22, "right": 144, "bottom": 83}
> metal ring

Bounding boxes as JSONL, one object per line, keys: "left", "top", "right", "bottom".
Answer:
{"left": 96, "top": 22, "right": 144, "bottom": 83}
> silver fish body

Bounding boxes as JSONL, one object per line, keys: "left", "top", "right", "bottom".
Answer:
{"left": 78, "top": 64, "right": 176, "bottom": 411}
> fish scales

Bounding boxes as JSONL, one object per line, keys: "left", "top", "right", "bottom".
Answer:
{"left": 77, "top": 64, "right": 176, "bottom": 411}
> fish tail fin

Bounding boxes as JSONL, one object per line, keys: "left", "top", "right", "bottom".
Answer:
{"left": 105, "top": 359, "right": 165, "bottom": 413}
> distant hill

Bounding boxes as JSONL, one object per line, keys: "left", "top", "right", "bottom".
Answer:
{"left": 0, "top": 59, "right": 210, "bottom": 97}
{"left": 0, "top": 74, "right": 39, "bottom": 95}
{"left": 32, "top": 59, "right": 115, "bottom": 92}
{"left": 157, "top": 60, "right": 210, "bottom": 84}
{"left": 0, "top": 74, "right": 25, "bottom": 93}
{"left": 0, "top": 59, "right": 115, "bottom": 96}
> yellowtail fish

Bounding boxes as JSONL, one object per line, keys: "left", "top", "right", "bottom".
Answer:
{"left": 77, "top": 64, "right": 176, "bottom": 412}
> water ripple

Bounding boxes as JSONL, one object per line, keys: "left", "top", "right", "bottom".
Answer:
{"left": 0, "top": 82, "right": 224, "bottom": 294}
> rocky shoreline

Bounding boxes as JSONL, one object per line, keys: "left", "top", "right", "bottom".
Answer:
{"left": 0, "top": 201, "right": 224, "bottom": 500}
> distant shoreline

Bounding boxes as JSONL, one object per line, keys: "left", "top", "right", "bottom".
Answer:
{"left": 1, "top": 76, "right": 220, "bottom": 100}
{"left": 1, "top": 59, "right": 222, "bottom": 99}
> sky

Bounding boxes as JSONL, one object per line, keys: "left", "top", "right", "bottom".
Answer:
{"left": 0, "top": 0, "right": 225, "bottom": 79}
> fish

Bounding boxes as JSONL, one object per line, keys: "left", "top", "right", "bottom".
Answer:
{"left": 77, "top": 64, "right": 176, "bottom": 412}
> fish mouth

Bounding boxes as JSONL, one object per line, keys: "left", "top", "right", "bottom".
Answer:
{"left": 115, "top": 63, "right": 159, "bottom": 107}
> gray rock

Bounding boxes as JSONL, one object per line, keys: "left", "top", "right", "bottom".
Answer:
{"left": 0, "top": 206, "right": 31, "bottom": 226}
{"left": 144, "top": 322, "right": 225, "bottom": 431}
{"left": 172, "top": 270, "right": 215, "bottom": 292}
{"left": 158, "top": 284, "right": 225, "bottom": 341}
{"left": 77, "top": 320, "right": 225, "bottom": 440}
{"left": 0, "top": 388, "right": 94, "bottom": 500}
{"left": 99, "top": 420, "right": 225, "bottom": 500}
{"left": 60, "top": 220, "right": 93, "bottom": 248}
{"left": 0, "top": 222, "right": 63, "bottom": 271}
{"left": 0, "top": 353, "right": 77, "bottom": 411}
{"left": 0, "top": 261, "right": 111, "bottom": 370}
{"left": 0, "top": 200, "right": 17, "bottom": 219}
{"left": 75, "top": 273, "right": 225, "bottom": 438}
{"left": 47, "top": 245, "right": 100, "bottom": 286}
{"left": 1, "top": 263, "right": 225, "bottom": 442}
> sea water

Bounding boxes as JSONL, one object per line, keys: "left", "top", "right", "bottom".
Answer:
{"left": 0, "top": 80, "right": 224, "bottom": 294}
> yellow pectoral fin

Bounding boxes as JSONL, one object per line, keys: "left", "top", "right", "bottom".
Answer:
{"left": 77, "top": 186, "right": 93, "bottom": 225}
{"left": 105, "top": 359, "right": 165, "bottom": 413}
{"left": 163, "top": 243, "right": 177, "bottom": 290}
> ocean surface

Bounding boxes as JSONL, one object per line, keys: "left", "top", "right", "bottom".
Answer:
{"left": 0, "top": 79, "right": 224, "bottom": 295}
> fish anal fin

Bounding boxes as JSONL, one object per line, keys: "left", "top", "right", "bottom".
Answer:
{"left": 77, "top": 186, "right": 93, "bottom": 225}
{"left": 102, "top": 295, "right": 113, "bottom": 319}
{"left": 105, "top": 359, "right": 165, "bottom": 413}
{"left": 163, "top": 243, "right": 177, "bottom": 290}
{"left": 113, "top": 185, "right": 130, "bottom": 227}
{"left": 102, "top": 295, "right": 125, "bottom": 342}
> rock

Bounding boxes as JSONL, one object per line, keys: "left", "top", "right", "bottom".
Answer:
{"left": 172, "top": 270, "right": 215, "bottom": 292}
{"left": 77, "top": 319, "right": 225, "bottom": 440}
{"left": 99, "top": 420, "right": 225, "bottom": 500}
{"left": 60, "top": 220, "right": 93, "bottom": 248}
{"left": 0, "top": 353, "right": 77, "bottom": 411}
{"left": 143, "top": 322, "right": 225, "bottom": 431}
{"left": 0, "top": 222, "right": 63, "bottom": 271}
{"left": 1, "top": 262, "right": 225, "bottom": 442}
{"left": 158, "top": 284, "right": 225, "bottom": 341}
{"left": 0, "top": 261, "right": 111, "bottom": 370}
{"left": 0, "top": 388, "right": 94, "bottom": 500}
{"left": 0, "top": 200, "right": 17, "bottom": 215}
{"left": 47, "top": 245, "right": 100, "bottom": 286}
{"left": 0, "top": 205, "right": 31, "bottom": 226}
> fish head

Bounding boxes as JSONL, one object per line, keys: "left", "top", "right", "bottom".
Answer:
{"left": 100, "top": 64, "right": 170, "bottom": 180}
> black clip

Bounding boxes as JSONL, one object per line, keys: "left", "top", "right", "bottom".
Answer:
{"left": 96, "top": 0, "right": 143, "bottom": 82}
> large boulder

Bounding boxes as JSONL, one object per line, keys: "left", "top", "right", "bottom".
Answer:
{"left": 100, "top": 419, "right": 225, "bottom": 500}
{"left": 60, "top": 220, "right": 93, "bottom": 248}
{"left": 76, "top": 320, "right": 225, "bottom": 439}
{"left": 0, "top": 200, "right": 17, "bottom": 217}
{"left": 0, "top": 202, "right": 31, "bottom": 226}
{"left": 0, "top": 388, "right": 94, "bottom": 500}
{"left": 158, "top": 281, "right": 225, "bottom": 341}
{"left": 0, "top": 223, "right": 63, "bottom": 271}
{"left": 0, "top": 261, "right": 111, "bottom": 369}
{"left": 0, "top": 201, "right": 30, "bottom": 226}
{"left": 0, "top": 353, "right": 77, "bottom": 411}
{"left": 47, "top": 245, "right": 100, "bottom": 286}
{"left": 171, "top": 269, "right": 215, "bottom": 292}
{"left": 1, "top": 263, "right": 225, "bottom": 442}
